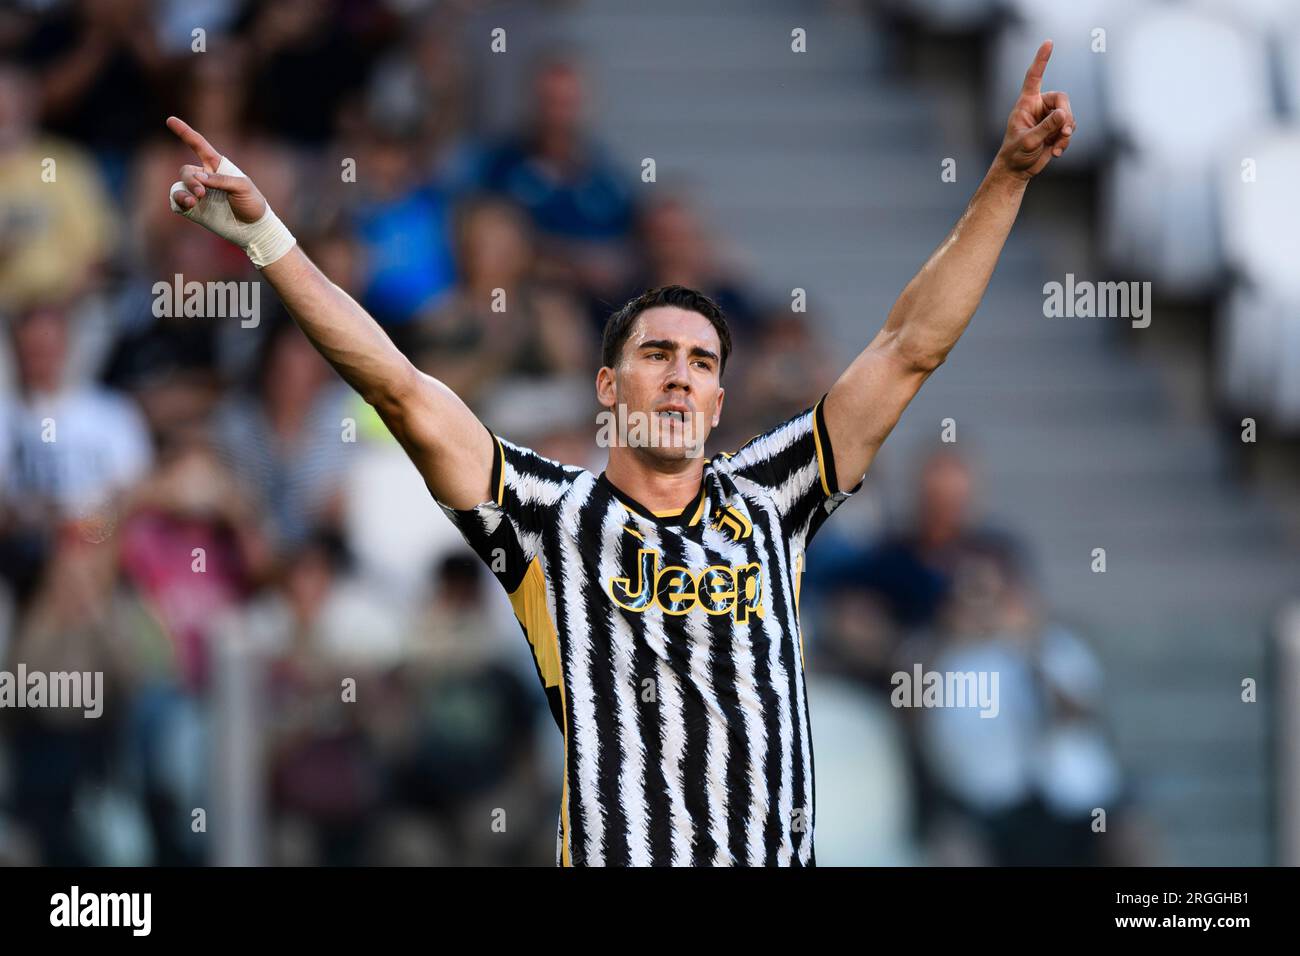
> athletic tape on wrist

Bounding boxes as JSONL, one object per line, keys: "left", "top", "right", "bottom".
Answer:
{"left": 168, "top": 156, "right": 296, "bottom": 269}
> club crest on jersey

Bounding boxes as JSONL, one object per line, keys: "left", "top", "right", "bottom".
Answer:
{"left": 609, "top": 548, "right": 765, "bottom": 622}
{"left": 710, "top": 503, "right": 752, "bottom": 542}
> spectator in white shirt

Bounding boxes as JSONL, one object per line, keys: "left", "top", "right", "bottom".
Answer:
{"left": 0, "top": 302, "right": 152, "bottom": 524}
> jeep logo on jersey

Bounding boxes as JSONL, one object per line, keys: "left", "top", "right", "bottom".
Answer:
{"left": 609, "top": 548, "right": 765, "bottom": 622}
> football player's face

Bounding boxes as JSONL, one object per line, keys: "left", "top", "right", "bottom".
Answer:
{"left": 597, "top": 306, "right": 724, "bottom": 461}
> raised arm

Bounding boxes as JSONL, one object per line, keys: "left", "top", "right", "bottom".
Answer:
{"left": 164, "top": 117, "right": 493, "bottom": 510}
{"left": 822, "top": 40, "right": 1075, "bottom": 489}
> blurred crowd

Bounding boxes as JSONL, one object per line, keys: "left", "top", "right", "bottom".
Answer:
{"left": 804, "top": 449, "right": 1151, "bottom": 864}
{"left": 0, "top": 0, "right": 1142, "bottom": 866}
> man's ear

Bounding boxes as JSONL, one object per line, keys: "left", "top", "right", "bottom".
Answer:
{"left": 595, "top": 366, "right": 617, "bottom": 409}
{"left": 712, "top": 386, "right": 725, "bottom": 427}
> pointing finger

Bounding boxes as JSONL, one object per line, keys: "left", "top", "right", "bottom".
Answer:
{"left": 1020, "top": 39, "right": 1053, "bottom": 97}
{"left": 166, "top": 115, "right": 222, "bottom": 171}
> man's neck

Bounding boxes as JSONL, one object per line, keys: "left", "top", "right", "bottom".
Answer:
{"left": 604, "top": 448, "right": 707, "bottom": 514}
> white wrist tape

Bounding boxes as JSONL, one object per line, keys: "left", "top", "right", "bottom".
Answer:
{"left": 168, "top": 156, "right": 296, "bottom": 269}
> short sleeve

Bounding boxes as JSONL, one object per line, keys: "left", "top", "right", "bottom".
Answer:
{"left": 713, "top": 394, "right": 863, "bottom": 545}
{"left": 436, "top": 428, "right": 585, "bottom": 593}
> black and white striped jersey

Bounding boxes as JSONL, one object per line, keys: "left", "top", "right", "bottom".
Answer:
{"left": 437, "top": 395, "right": 862, "bottom": 866}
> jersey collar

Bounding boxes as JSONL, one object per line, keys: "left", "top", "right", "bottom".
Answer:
{"left": 598, "top": 469, "right": 709, "bottom": 527}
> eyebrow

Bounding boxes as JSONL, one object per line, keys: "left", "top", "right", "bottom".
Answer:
{"left": 639, "top": 339, "right": 719, "bottom": 364}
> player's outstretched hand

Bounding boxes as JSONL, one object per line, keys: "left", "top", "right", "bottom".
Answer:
{"left": 995, "top": 40, "right": 1076, "bottom": 181}
{"left": 165, "top": 115, "right": 295, "bottom": 268}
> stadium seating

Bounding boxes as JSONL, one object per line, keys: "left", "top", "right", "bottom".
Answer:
{"left": 1217, "top": 130, "right": 1300, "bottom": 425}
{"left": 1100, "top": 6, "right": 1272, "bottom": 296}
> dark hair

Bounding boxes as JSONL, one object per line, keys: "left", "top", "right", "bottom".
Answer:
{"left": 438, "top": 553, "right": 482, "bottom": 588}
{"left": 436, "top": 552, "right": 483, "bottom": 604}
{"left": 293, "top": 527, "right": 353, "bottom": 576}
{"left": 601, "top": 285, "right": 732, "bottom": 378}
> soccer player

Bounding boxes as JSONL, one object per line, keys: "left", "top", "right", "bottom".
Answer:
{"left": 166, "top": 41, "right": 1073, "bottom": 866}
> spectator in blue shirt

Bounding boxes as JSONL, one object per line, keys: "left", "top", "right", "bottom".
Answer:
{"left": 477, "top": 54, "right": 637, "bottom": 310}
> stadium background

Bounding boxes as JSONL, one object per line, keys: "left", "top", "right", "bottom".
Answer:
{"left": 1, "top": 0, "right": 1299, "bottom": 866}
